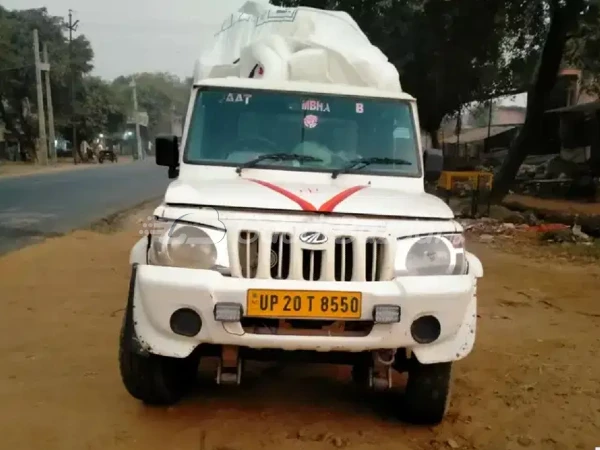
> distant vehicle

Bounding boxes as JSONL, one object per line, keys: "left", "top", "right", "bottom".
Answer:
{"left": 98, "top": 149, "right": 118, "bottom": 164}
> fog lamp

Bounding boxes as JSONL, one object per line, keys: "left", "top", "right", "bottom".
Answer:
{"left": 214, "top": 303, "right": 243, "bottom": 322}
{"left": 373, "top": 305, "right": 401, "bottom": 324}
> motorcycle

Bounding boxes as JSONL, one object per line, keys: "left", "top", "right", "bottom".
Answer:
{"left": 98, "top": 149, "right": 118, "bottom": 164}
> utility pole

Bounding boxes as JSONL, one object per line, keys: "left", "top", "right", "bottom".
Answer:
{"left": 33, "top": 29, "right": 48, "bottom": 165}
{"left": 484, "top": 99, "right": 493, "bottom": 153}
{"left": 67, "top": 10, "right": 79, "bottom": 164}
{"left": 130, "top": 77, "right": 143, "bottom": 160}
{"left": 42, "top": 43, "right": 57, "bottom": 164}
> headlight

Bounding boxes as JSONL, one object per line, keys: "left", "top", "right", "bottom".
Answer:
{"left": 150, "top": 222, "right": 217, "bottom": 269}
{"left": 396, "top": 234, "right": 467, "bottom": 276}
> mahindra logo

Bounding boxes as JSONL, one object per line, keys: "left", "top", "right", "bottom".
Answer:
{"left": 299, "top": 231, "right": 328, "bottom": 245}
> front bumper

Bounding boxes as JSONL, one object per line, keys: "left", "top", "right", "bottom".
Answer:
{"left": 127, "top": 260, "right": 479, "bottom": 365}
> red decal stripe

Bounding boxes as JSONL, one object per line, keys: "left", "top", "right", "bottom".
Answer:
{"left": 318, "top": 185, "right": 366, "bottom": 212}
{"left": 249, "top": 179, "right": 317, "bottom": 211}
{"left": 249, "top": 179, "right": 366, "bottom": 212}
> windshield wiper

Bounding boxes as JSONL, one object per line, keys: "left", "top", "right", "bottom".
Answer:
{"left": 236, "top": 153, "right": 323, "bottom": 175}
{"left": 331, "top": 157, "right": 413, "bottom": 179}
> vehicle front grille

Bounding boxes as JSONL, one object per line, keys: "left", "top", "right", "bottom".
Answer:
{"left": 302, "top": 249, "right": 323, "bottom": 281}
{"left": 234, "top": 230, "right": 389, "bottom": 282}
{"left": 366, "top": 237, "right": 386, "bottom": 282}
{"left": 271, "top": 232, "right": 291, "bottom": 279}
{"left": 238, "top": 231, "right": 259, "bottom": 278}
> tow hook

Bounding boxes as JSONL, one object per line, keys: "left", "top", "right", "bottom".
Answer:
{"left": 216, "top": 345, "right": 242, "bottom": 385}
{"left": 369, "top": 349, "right": 396, "bottom": 390}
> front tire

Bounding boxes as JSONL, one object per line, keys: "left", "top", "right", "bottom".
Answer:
{"left": 118, "top": 319, "right": 198, "bottom": 405}
{"left": 403, "top": 361, "right": 452, "bottom": 425}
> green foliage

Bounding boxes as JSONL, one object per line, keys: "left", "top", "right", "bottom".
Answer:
{"left": 491, "top": 0, "right": 592, "bottom": 201}
{"left": 0, "top": 6, "right": 94, "bottom": 157}
{"left": 0, "top": 6, "right": 191, "bottom": 155}
{"left": 469, "top": 102, "right": 496, "bottom": 128}
{"left": 111, "top": 72, "right": 190, "bottom": 137}
{"left": 564, "top": 0, "right": 600, "bottom": 94}
{"left": 72, "top": 76, "right": 127, "bottom": 143}
{"left": 272, "top": 0, "right": 545, "bottom": 142}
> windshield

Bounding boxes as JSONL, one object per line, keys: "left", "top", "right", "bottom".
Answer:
{"left": 184, "top": 87, "right": 421, "bottom": 177}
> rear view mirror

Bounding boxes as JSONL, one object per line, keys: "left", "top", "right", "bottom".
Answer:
{"left": 423, "top": 148, "right": 443, "bottom": 183}
{"left": 155, "top": 135, "right": 179, "bottom": 179}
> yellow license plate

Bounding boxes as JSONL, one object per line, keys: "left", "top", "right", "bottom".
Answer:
{"left": 246, "top": 289, "right": 362, "bottom": 319}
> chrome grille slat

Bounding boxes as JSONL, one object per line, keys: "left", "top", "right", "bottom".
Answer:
{"left": 341, "top": 238, "right": 347, "bottom": 279}
{"left": 352, "top": 236, "right": 366, "bottom": 282}
{"left": 366, "top": 237, "right": 386, "bottom": 282}
{"left": 302, "top": 249, "right": 323, "bottom": 281}
{"left": 270, "top": 233, "right": 291, "bottom": 280}
{"left": 256, "top": 232, "right": 272, "bottom": 279}
{"left": 228, "top": 229, "right": 242, "bottom": 278}
{"left": 321, "top": 237, "right": 336, "bottom": 280}
{"left": 277, "top": 235, "right": 284, "bottom": 279}
{"left": 335, "top": 236, "right": 353, "bottom": 282}
{"left": 370, "top": 239, "right": 377, "bottom": 281}
{"left": 245, "top": 236, "right": 251, "bottom": 276}
{"left": 290, "top": 237, "right": 303, "bottom": 280}
{"left": 239, "top": 231, "right": 259, "bottom": 279}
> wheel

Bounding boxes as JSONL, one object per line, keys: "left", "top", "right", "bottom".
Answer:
{"left": 403, "top": 361, "right": 452, "bottom": 425}
{"left": 99, "top": 156, "right": 104, "bottom": 164}
{"left": 118, "top": 316, "right": 198, "bottom": 405}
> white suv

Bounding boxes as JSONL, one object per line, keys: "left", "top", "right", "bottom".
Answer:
{"left": 119, "top": 77, "right": 483, "bottom": 425}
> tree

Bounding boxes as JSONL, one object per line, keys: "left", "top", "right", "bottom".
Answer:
{"left": 470, "top": 101, "right": 496, "bottom": 128}
{"left": 491, "top": 0, "right": 591, "bottom": 200}
{"left": 271, "top": 0, "right": 542, "bottom": 147}
{"left": 111, "top": 72, "right": 190, "bottom": 138}
{"left": 71, "top": 76, "right": 126, "bottom": 144}
{"left": 0, "top": 6, "right": 94, "bottom": 160}
{"left": 564, "top": 0, "right": 600, "bottom": 95}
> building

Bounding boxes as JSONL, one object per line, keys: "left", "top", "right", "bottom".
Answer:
{"left": 544, "top": 68, "right": 600, "bottom": 175}
{"left": 438, "top": 67, "right": 599, "bottom": 169}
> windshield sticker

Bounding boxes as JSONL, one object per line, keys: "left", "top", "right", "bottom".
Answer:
{"left": 304, "top": 114, "right": 319, "bottom": 128}
{"left": 393, "top": 127, "right": 411, "bottom": 139}
{"left": 302, "top": 100, "right": 330, "bottom": 112}
{"left": 225, "top": 93, "right": 252, "bottom": 104}
{"left": 356, "top": 103, "right": 364, "bottom": 113}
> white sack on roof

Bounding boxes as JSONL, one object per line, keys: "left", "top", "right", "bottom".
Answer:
{"left": 195, "top": 1, "right": 401, "bottom": 93}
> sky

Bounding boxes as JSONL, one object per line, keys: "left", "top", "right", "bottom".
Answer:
{"left": 0, "top": 0, "right": 251, "bottom": 80}
{"left": 1, "top": 0, "right": 529, "bottom": 107}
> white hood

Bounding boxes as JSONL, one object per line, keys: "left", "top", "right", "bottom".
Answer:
{"left": 164, "top": 178, "right": 454, "bottom": 219}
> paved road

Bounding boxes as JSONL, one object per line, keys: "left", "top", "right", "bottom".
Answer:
{"left": 0, "top": 160, "right": 170, "bottom": 255}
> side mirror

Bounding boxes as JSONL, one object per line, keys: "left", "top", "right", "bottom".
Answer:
{"left": 423, "top": 148, "right": 444, "bottom": 183}
{"left": 155, "top": 135, "right": 179, "bottom": 179}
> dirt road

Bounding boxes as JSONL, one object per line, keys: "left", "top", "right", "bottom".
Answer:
{"left": 1, "top": 208, "right": 599, "bottom": 450}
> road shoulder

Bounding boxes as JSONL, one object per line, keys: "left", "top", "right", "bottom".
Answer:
{"left": 0, "top": 156, "right": 134, "bottom": 180}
